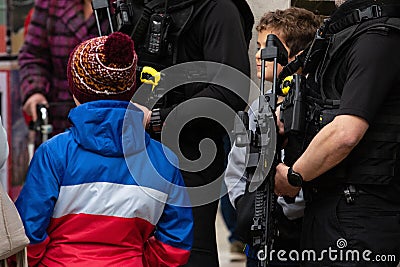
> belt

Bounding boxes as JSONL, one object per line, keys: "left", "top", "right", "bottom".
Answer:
{"left": 304, "top": 184, "right": 368, "bottom": 204}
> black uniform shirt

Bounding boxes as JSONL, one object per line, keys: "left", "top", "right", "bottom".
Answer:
{"left": 336, "top": 27, "right": 400, "bottom": 124}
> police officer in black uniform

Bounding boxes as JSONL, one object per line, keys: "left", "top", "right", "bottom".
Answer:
{"left": 127, "top": 0, "right": 254, "bottom": 266}
{"left": 274, "top": 0, "right": 400, "bottom": 266}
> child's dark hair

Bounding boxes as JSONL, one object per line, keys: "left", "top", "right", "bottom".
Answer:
{"left": 256, "top": 7, "right": 323, "bottom": 58}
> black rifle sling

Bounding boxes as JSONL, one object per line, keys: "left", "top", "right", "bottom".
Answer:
{"left": 130, "top": 0, "right": 165, "bottom": 44}
{"left": 329, "top": 4, "right": 400, "bottom": 33}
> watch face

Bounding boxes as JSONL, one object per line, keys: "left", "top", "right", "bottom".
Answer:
{"left": 289, "top": 174, "right": 302, "bottom": 187}
{"left": 288, "top": 168, "right": 303, "bottom": 187}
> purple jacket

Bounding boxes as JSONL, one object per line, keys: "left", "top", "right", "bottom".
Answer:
{"left": 18, "top": 0, "right": 109, "bottom": 133}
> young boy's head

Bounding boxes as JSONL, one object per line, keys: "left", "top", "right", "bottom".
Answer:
{"left": 67, "top": 32, "right": 138, "bottom": 105}
{"left": 255, "top": 7, "right": 322, "bottom": 81}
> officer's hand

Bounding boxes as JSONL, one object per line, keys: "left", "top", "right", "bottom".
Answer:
{"left": 133, "top": 103, "right": 152, "bottom": 129}
{"left": 22, "top": 93, "right": 48, "bottom": 122}
{"left": 274, "top": 163, "right": 301, "bottom": 197}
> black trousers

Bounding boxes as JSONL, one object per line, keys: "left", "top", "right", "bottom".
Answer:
{"left": 301, "top": 190, "right": 400, "bottom": 267}
{"left": 182, "top": 199, "right": 220, "bottom": 267}
{"left": 180, "top": 138, "right": 226, "bottom": 267}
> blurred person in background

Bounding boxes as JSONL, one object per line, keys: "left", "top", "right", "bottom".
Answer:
{"left": 19, "top": 0, "right": 111, "bottom": 136}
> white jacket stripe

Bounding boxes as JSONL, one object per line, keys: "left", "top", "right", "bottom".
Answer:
{"left": 53, "top": 182, "right": 168, "bottom": 225}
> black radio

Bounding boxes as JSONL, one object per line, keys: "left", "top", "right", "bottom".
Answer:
{"left": 145, "top": 13, "right": 171, "bottom": 56}
{"left": 280, "top": 74, "right": 307, "bottom": 134}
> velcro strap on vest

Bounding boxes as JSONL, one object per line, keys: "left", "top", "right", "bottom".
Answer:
{"left": 364, "top": 132, "right": 400, "bottom": 142}
{"left": 376, "top": 114, "right": 400, "bottom": 125}
{"left": 350, "top": 165, "right": 395, "bottom": 177}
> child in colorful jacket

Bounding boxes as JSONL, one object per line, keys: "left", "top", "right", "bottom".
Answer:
{"left": 15, "top": 32, "right": 193, "bottom": 267}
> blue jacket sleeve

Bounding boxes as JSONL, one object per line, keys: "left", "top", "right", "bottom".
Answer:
{"left": 15, "top": 142, "right": 62, "bottom": 265}
{"left": 143, "top": 166, "right": 193, "bottom": 267}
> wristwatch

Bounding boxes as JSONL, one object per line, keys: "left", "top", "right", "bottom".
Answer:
{"left": 287, "top": 167, "right": 303, "bottom": 187}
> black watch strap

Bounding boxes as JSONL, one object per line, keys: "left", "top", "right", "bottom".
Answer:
{"left": 287, "top": 167, "right": 303, "bottom": 187}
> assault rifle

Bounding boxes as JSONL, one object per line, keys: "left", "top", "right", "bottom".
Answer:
{"left": 234, "top": 34, "right": 288, "bottom": 267}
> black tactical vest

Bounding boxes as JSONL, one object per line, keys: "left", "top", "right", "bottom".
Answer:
{"left": 125, "top": 0, "right": 253, "bottom": 74}
{"left": 305, "top": 4, "right": 400, "bottom": 197}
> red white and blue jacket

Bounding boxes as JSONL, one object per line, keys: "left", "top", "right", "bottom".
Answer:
{"left": 15, "top": 100, "right": 193, "bottom": 267}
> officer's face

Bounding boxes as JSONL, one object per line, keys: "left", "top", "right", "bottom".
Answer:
{"left": 255, "top": 29, "right": 291, "bottom": 82}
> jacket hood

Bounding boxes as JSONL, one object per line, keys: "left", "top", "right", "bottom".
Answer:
{"left": 68, "top": 100, "right": 148, "bottom": 157}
